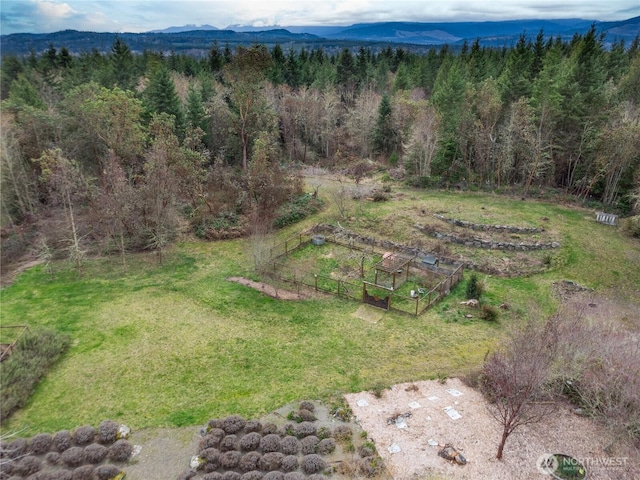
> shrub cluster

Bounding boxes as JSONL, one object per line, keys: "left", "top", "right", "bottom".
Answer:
{"left": 72, "top": 426, "right": 96, "bottom": 446}
{"left": 238, "top": 451, "right": 261, "bottom": 472}
{"left": 300, "top": 454, "right": 326, "bottom": 474}
{"left": 241, "top": 470, "right": 264, "bottom": 480}
{"left": 480, "top": 304, "right": 499, "bottom": 321}
{"left": 239, "top": 432, "right": 261, "bottom": 451}
{"left": 29, "top": 433, "right": 53, "bottom": 455}
{"left": 221, "top": 451, "right": 242, "bottom": 469}
{"left": 621, "top": 215, "right": 640, "bottom": 238}
{"left": 244, "top": 420, "right": 262, "bottom": 433}
{"left": 284, "top": 472, "right": 305, "bottom": 480}
{"left": 61, "top": 446, "right": 85, "bottom": 467}
{"left": 97, "top": 420, "right": 119, "bottom": 445}
{"left": 259, "top": 452, "right": 284, "bottom": 471}
{"left": 107, "top": 439, "right": 133, "bottom": 462}
{"left": 13, "top": 455, "right": 41, "bottom": 476}
{"left": 259, "top": 434, "right": 280, "bottom": 453}
{"left": 220, "top": 434, "right": 239, "bottom": 452}
{"left": 293, "top": 422, "right": 316, "bottom": 439}
{"left": 223, "top": 415, "right": 247, "bottom": 434}
{"left": 0, "top": 328, "right": 70, "bottom": 421}
{"left": 261, "top": 423, "right": 278, "bottom": 435}
{"left": 278, "top": 436, "right": 299, "bottom": 455}
{"left": 195, "top": 212, "right": 244, "bottom": 240}
{"left": 298, "top": 401, "right": 315, "bottom": 412}
{"left": 272, "top": 195, "right": 323, "bottom": 229}
{"left": 84, "top": 443, "right": 108, "bottom": 464}
{"left": 192, "top": 408, "right": 353, "bottom": 479}
{"left": 465, "top": 273, "right": 484, "bottom": 300}
{"left": 299, "top": 436, "right": 319, "bottom": 455}
{"left": 203, "top": 473, "right": 224, "bottom": 480}
{"left": 54, "top": 431, "right": 73, "bottom": 453}
{"left": 316, "top": 438, "right": 336, "bottom": 455}
{"left": 223, "top": 471, "right": 241, "bottom": 480}
{"left": 262, "top": 471, "right": 284, "bottom": 480}
{"left": 95, "top": 465, "right": 123, "bottom": 480}
{"left": 280, "top": 455, "right": 298, "bottom": 472}
{"left": 72, "top": 464, "right": 95, "bottom": 480}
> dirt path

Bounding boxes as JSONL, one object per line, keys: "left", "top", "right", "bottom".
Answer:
{"left": 226, "top": 276, "right": 313, "bottom": 300}
{"left": 0, "top": 259, "right": 42, "bottom": 287}
{"left": 124, "top": 427, "right": 201, "bottom": 480}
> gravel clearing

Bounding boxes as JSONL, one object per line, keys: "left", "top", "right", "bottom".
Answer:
{"left": 345, "top": 378, "right": 639, "bottom": 480}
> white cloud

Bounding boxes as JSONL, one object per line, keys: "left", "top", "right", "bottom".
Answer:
{"left": 1, "top": 0, "right": 638, "bottom": 34}
{"left": 36, "top": 0, "right": 77, "bottom": 19}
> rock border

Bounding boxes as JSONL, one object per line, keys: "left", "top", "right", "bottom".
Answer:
{"left": 415, "top": 224, "right": 560, "bottom": 251}
{"left": 433, "top": 214, "right": 545, "bottom": 234}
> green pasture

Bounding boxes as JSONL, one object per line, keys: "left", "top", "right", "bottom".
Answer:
{"left": 1, "top": 186, "right": 639, "bottom": 435}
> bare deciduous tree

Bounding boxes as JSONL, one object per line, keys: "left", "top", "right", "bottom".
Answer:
{"left": 329, "top": 178, "right": 351, "bottom": 220}
{"left": 140, "top": 116, "right": 179, "bottom": 264}
{"left": 95, "top": 151, "right": 135, "bottom": 269}
{"left": 481, "top": 314, "right": 560, "bottom": 460}
{"left": 36, "top": 148, "right": 87, "bottom": 275}
{"left": 0, "top": 120, "right": 37, "bottom": 225}
{"left": 345, "top": 88, "right": 380, "bottom": 158}
{"left": 403, "top": 105, "right": 440, "bottom": 178}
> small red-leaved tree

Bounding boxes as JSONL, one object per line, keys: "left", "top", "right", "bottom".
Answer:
{"left": 481, "top": 314, "right": 560, "bottom": 459}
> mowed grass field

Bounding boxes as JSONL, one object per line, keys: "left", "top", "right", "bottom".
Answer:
{"left": 1, "top": 186, "right": 639, "bottom": 435}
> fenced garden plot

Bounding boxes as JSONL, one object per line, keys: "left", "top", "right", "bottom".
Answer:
{"left": 264, "top": 227, "right": 464, "bottom": 315}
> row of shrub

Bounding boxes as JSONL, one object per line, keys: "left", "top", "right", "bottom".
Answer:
{"left": 0, "top": 420, "right": 131, "bottom": 479}
{"left": 0, "top": 328, "right": 70, "bottom": 421}
{"left": 183, "top": 407, "right": 365, "bottom": 480}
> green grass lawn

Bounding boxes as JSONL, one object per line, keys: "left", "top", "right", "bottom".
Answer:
{"left": 1, "top": 186, "right": 639, "bottom": 436}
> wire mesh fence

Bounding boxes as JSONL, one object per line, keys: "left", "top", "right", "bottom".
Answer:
{"left": 264, "top": 226, "right": 464, "bottom": 316}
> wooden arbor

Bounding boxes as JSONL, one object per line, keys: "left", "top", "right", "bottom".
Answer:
{"left": 374, "top": 252, "right": 415, "bottom": 290}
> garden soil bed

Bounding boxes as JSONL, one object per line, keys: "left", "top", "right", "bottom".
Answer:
{"left": 226, "top": 276, "right": 315, "bottom": 300}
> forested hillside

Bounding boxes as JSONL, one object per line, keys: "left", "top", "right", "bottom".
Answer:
{"left": 1, "top": 26, "right": 639, "bottom": 270}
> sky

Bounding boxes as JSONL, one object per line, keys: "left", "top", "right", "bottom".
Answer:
{"left": 1, "top": 0, "right": 639, "bottom": 35}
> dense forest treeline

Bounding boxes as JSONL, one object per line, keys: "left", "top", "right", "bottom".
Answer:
{"left": 1, "top": 26, "right": 640, "bottom": 269}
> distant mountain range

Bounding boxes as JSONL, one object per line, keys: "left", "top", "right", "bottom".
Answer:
{"left": 2, "top": 16, "right": 638, "bottom": 57}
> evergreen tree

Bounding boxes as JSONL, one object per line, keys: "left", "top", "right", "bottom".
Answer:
{"left": 605, "top": 39, "right": 628, "bottom": 83}
{"left": 43, "top": 43, "right": 58, "bottom": 71}
{"left": 269, "top": 44, "right": 286, "bottom": 84}
{"left": 531, "top": 29, "right": 547, "bottom": 78}
{"left": 372, "top": 94, "right": 398, "bottom": 155}
{"left": 58, "top": 47, "right": 73, "bottom": 69}
{"left": 0, "top": 55, "right": 24, "bottom": 100}
{"left": 143, "top": 67, "right": 185, "bottom": 137}
{"left": 392, "top": 63, "right": 410, "bottom": 92}
{"left": 498, "top": 34, "right": 533, "bottom": 103}
{"left": 284, "top": 48, "right": 301, "bottom": 87}
{"left": 336, "top": 48, "right": 358, "bottom": 104}
{"left": 185, "top": 82, "right": 208, "bottom": 143}
{"left": 208, "top": 41, "right": 224, "bottom": 74}
{"left": 572, "top": 25, "right": 607, "bottom": 118}
{"left": 110, "top": 37, "right": 135, "bottom": 90}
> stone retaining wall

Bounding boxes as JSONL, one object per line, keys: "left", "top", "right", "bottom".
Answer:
{"left": 415, "top": 224, "right": 560, "bottom": 251}
{"left": 310, "top": 223, "right": 461, "bottom": 269}
{"left": 433, "top": 214, "right": 544, "bottom": 234}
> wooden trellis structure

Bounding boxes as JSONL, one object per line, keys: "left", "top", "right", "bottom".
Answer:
{"left": 374, "top": 252, "right": 415, "bottom": 290}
